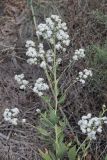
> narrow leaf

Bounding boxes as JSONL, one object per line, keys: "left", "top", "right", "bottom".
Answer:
{"left": 68, "top": 145, "right": 77, "bottom": 160}
{"left": 58, "top": 95, "right": 66, "bottom": 104}
{"left": 39, "top": 149, "right": 52, "bottom": 160}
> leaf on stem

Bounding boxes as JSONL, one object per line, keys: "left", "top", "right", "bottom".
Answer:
{"left": 58, "top": 95, "right": 66, "bottom": 104}
{"left": 68, "top": 145, "right": 77, "bottom": 160}
{"left": 39, "top": 149, "right": 52, "bottom": 160}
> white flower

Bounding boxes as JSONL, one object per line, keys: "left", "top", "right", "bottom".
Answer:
{"left": 64, "top": 39, "right": 70, "bottom": 46}
{"left": 97, "top": 126, "right": 102, "bottom": 133}
{"left": 77, "top": 69, "right": 93, "bottom": 85}
{"left": 78, "top": 113, "right": 107, "bottom": 140}
{"left": 83, "top": 74, "right": 88, "bottom": 79}
{"left": 26, "top": 47, "right": 38, "bottom": 57}
{"left": 102, "top": 104, "right": 106, "bottom": 108}
{"left": 40, "top": 61, "right": 46, "bottom": 69}
{"left": 61, "top": 22, "right": 67, "bottom": 30}
{"left": 36, "top": 15, "right": 70, "bottom": 50}
{"left": 55, "top": 43, "right": 62, "bottom": 50}
{"left": 36, "top": 78, "right": 44, "bottom": 83}
{"left": 38, "top": 43, "right": 44, "bottom": 49}
{"left": 79, "top": 72, "right": 83, "bottom": 76}
{"left": 79, "top": 79, "right": 85, "bottom": 84}
{"left": 87, "top": 128, "right": 91, "bottom": 133}
{"left": 104, "top": 121, "right": 107, "bottom": 124}
{"left": 63, "top": 48, "right": 66, "bottom": 52}
{"left": 22, "top": 119, "right": 26, "bottom": 123}
{"left": 33, "top": 78, "right": 49, "bottom": 96}
{"left": 46, "top": 50, "right": 53, "bottom": 63}
{"left": 11, "top": 108, "right": 19, "bottom": 116}
{"left": 15, "top": 74, "right": 29, "bottom": 90}
{"left": 33, "top": 87, "right": 38, "bottom": 94}
{"left": 73, "top": 48, "right": 85, "bottom": 61}
{"left": 22, "top": 80, "right": 29, "bottom": 86}
{"left": 81, "top": 128, "right": 87, "bottom": 133}
{"left": 3, "top": 109, "right": 12, "bottom": 121}
{"left": 88, "top": 131, "right": 96, "bottom": 140}
{"left": 11, "top": 118, "right": 18, "bottom": 125}
{"left": 25, "top": 40, "right": 35, "bottom": 48}
{"left": 72, "top": 55, "right": 78, "bottom": 61}
{"left": 51, "top": 15, "right": 60, "bottom": 21}
{"left": 20, "top": 85, "right": 26, "bottom": 90}
{"left": 3, "top": 108, "right": 20, "bottom": 126}
{"left": 57, "top": 58, "right": 62, "bottom": 64}
{"left": 47, "top": 56, "right": 53, "bottom": 63}
{"left": 15, "top": 74, "right": 24, "bottom": 81}
{"left": 27, "top": 57, "right": 37, "bottom": 65}
{"left": 101, "top": 117, "right": 107, "bottom": 121}
{"left": 38, "top": 43, "right": 45, "bottom": 56}
{"left": 87, "top": 113, "right": 92, "bottom": 119}
{"left": 36, "top": 108, "right": 41, "bottom": 113}
{"left": 82, "top": 116, "right": 88, "bottom": 120}
{"left": 82, "top": 120, "right": 88, "bottom": 125}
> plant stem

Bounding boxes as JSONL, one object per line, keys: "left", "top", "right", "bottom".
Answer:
{"left": 53, "top": 41, "right": 58, "bottom": 115}
{"left": 42, "top": 56, "right": 55, "bottom": 99}
{"left": 82, "top": 140, "right": 91, "bottom": 160}
{"left": 76, "top": 137, "right": 89, "bottom": 154}
{"left": 55, "top": 124, "right": 60, "bottom": 160}
{"left": 29, "top": 0, "right": 37, "bottom": 31}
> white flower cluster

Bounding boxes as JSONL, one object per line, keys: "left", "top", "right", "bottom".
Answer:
{"left": 14, "top": 74, "right": 29, "bottom": 89}
{"left": 77, "top": 69, "right": 93, "bottom": 84}
{"left": 25, "top": 40, "right": 38, "bottom": 65}
{"left": 25, "top": 40, "right": 35, "bottom": 48}
{"left": 3, "top": 108, "right": 24, "bottom": 125}
{"left": 46, "top": 50, "right": 53, "bottom": 63}
{"left": 38, "top": 43, "right": 45, "bottom": 58}
{"left": 36, "top": 108, "right": 41, "bottom": 113}
{"left": 36, "top": 15, "right": 70, "bottom": 51}
{"left": 40, "top": 61, "right": 46, "bottom": 69}
{"left": 72, "top": 49, "right": 85, "bottom": 61}
{"left": 33, "top": 78, "right": 49, "bottom": 96}
{"left": 25, "top": 16, "right": 69, "bottom": 68}
{"left": 25, "top": 41, "right": 47, "bottom": 69}
{"left": 78, "top": 113, "right": 107, "bottom": 140}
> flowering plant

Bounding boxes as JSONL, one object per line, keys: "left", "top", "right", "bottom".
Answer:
{"left": 13, "top": 12, "right": 107, "bottom": 160}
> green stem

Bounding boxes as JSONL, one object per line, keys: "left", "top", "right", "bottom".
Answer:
{"left": 82, "top": 140, "right": 91, "bottom": 159}
{"left": 42, "top": 56, "right": 55, "bottom": 98}
{"left": 53, "top": 41, "right": 58, "bottom": 115}
{"left": 30, "top": 0, "right": 37, "bottom": 31}
{"left": 76, "top": 137, "right": 89, "bottom": 154}
{"left": 55, "top": 124, "right": 60, "bottom": 160}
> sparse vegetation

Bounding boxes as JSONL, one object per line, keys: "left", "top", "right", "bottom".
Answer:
{"left": 0, "top": 0, "right": 107, "bottom": 160}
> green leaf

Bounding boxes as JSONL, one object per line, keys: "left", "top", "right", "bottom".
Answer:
{"left": 49, "top": 151, "right": 56, "bottom": 160}
{"left": 39, "top": 149, "right": 52, "bottom": 160}
{"left": 42, "top": 95, "right": 51, "bottom": 105}
{"left": 58, "top": 132, "right": 64, "bottom": 143}
{"left": 105, "top": 155, "right": 107, "bottom": 160}
{"left": 58, "top": 95, "right": 66, "bottom": 104}
{"left": 41, "top": 113, "right": 54, "bottom": 127}
{"left": 56, "top": 142, "right": 67, "bottom": 159}
{"left": 37, "top": 127, "right": 50, "bottom": 136}
{"left": 68, "top": 145, "right": 77, "bottom": 160}
{"left": 49, "top": 109, "right": 58, "bottom": 125}
{"left": 55, "top": 126, "right": 62, "bottom": 137}
{"left": 59, "top": 120, "right": 67, "bottom": 129}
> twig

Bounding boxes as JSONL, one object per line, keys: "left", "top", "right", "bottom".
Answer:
{"left": 30, "top": 0, "right": 37, "bottom": 31}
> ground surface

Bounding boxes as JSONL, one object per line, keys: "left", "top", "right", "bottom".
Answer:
{"left": 0, "top": 0, "right": 107, "bottom": 160}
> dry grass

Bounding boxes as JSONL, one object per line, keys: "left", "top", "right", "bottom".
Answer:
{"left": 0, "top": 0, "right": 107, "bottom": 159}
